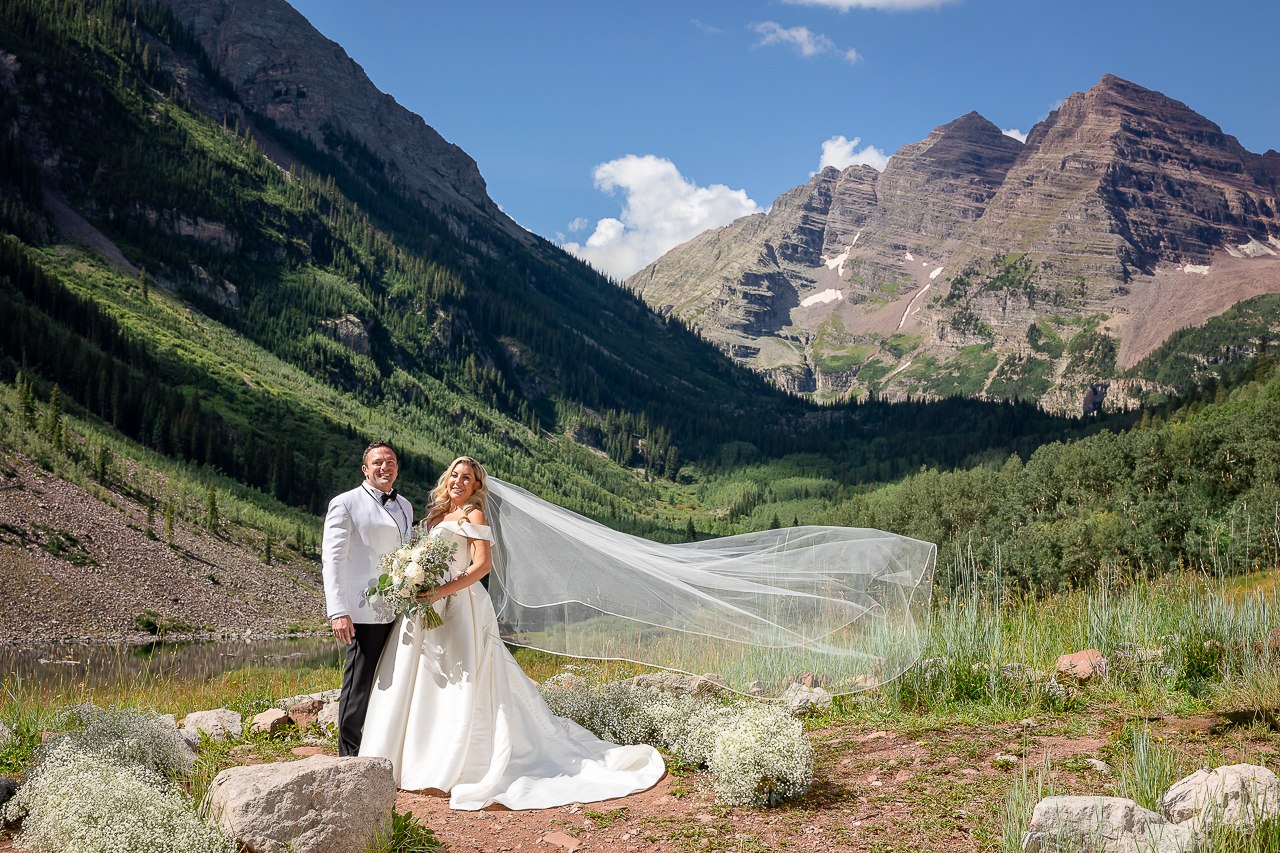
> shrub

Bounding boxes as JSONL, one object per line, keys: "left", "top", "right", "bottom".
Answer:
{"left": 540, "top": 667, "right": 813, "bottom": 806}
{"left": 51, "top": 704, "right": 193, "bottom": 779}
{"left": 3, "top": 738, "right": 232, "bottom": 853}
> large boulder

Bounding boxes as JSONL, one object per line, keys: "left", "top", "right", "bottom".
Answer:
{"left": 1161, "top": 763, "right": 1280, "bottom": 833}
{"left": 1021, "top": 796, "right": 1197, "bottom": 853}
{"left": 203, "top": 754, "right": 395, "bottom": 853}
{"left": 183, "top": 708, "right": 243, "bottom": 741}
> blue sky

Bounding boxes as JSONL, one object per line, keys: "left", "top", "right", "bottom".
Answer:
{"left": 289, "top": 0, "right": 1280, "bottom": 279}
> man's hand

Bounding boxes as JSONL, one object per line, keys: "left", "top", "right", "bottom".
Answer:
{"left": 331, "top": 615, "right": 355, "bottom": 644}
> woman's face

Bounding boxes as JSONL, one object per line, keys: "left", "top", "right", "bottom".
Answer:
{"left": 447, "top": 463, "right": 479, "bottom": 505}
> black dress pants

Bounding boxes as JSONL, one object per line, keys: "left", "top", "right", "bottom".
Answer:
{"left": 338, "top": 620, "right": 394, "bottom": 757}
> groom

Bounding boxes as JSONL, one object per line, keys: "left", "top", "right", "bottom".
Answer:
{"left": 322, "top": 440, "right": 413, "bottom": 756}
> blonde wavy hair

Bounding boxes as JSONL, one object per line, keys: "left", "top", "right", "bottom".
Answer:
{"left": 425, "top": 456, "right": 490, "bottom": 523}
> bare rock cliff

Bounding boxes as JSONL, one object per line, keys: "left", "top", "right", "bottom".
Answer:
{"left": 625, "top": 76, "right": 1280, "bottom": 413}
{"left": 160, "top": 0, "right": 525, "bottom": 241}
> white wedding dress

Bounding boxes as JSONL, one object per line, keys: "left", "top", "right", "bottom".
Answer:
{"left": 358, "top": 519, "right": 665, "bottom": 810}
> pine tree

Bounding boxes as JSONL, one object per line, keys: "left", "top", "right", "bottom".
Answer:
{"left": 792, "top": 516, "right": 800, "bottom": 527}
{"left": 44, "top": 384, "right": 62, "bottom": 444}
{"left": 769, "top": 513, "right": 781, "bottom": 530}
{"left": 164, "top": 498, "right": 175, "bottom": 543}
{"left": 665, "top": 445, "right": 679, "bottom": 481}
{"left": 205, "top": 483, "right": 218, "bottom": 532}
{"left": 263, "top": 531, "right": 273, "bottom": 564}
{"left": 685, "top": 518, "right": 696, "bottom": 542}
{"left": 18, "top": 374, "right": 35, "bottom": 430}
{"left": 146, "top": 496, "right": 156, "bottom": 539}
{"left": 94, "top": 443, "right": 112, "bottom": 484}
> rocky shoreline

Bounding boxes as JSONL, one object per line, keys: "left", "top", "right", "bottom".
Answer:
{"left": 0, "top": 629, "right": 333, "bottom": 647}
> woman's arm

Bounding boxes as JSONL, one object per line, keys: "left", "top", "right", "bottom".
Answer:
{"left": 423, "top": 509, "right": 492, "bottom": 602}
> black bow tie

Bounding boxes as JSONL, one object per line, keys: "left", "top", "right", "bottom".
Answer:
{"left": 380, "top": 489, "right": 399, "bottom": 506}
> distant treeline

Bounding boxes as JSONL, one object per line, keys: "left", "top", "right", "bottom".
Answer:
{"left": 820, "top": 356, "right": 1280, "bottom": 590}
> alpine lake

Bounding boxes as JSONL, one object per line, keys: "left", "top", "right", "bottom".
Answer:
{"left": 0, "top": 636, "right": 344, "bottom": 693}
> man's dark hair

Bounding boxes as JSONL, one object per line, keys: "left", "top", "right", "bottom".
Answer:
{"left": 362, "top": 440, "right": 398, "bottom": 466}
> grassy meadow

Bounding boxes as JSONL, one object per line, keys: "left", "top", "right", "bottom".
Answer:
{"left": 7, "top": 560, "right": 1280, "bottom": 851}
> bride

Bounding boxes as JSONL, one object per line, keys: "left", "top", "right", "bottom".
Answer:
{"left": 358, "top": 456, "right": 664, "bottom": 810}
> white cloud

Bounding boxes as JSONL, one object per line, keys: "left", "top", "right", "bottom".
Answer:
{"left": 750, "top": 21, "right": 860, "bottom": 63}
{"left": 691, "top": 18, "right": 722, "bottom": 34}
{"left": 782, "top": 0, "right": 959, "bottom": 10}
{"left": 560, "top": 155, "right": 762, "bottom": 280}
{"left": 1001, "top": 128, "right": 1027, "bottom": 143}
{"left": 567, "top": 217, "right": 589, "bottom": 232}
{"left": 818, "top": 134, "right": 890, "bottom": 172}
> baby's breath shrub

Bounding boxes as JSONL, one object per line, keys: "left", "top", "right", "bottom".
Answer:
{"left": 2, "top": 738, "right": 234, "bottom": 853}
{"left": 710, "top": 706, "right": 813, "bottom": 806}
{"left": 52, "top": 704, "right": 192, "bottom": 779}
{"left": 540, "top": 666, "right": 813, "bottom": 806}
{"left": 541, "top": 668, "right": 658, "bottom": 745}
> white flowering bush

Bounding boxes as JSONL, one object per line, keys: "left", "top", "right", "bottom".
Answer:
{"left": 540, "top": 666, "right": 813, "bottom": 806}
{"left": 710, "top": 706, "right": 812, "bottom": 805}
{"left": 2, "top": 705, "right": 233, "bottom": 853}
{"left": 52, "top": 704, "right": 193, "bottom": 778}
{"left": 3, "top": 738, "right": 234, "bottom": 853}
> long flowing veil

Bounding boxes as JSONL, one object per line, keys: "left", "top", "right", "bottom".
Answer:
{"left": 485, "top": 478, "right": 936, "bottom": 698}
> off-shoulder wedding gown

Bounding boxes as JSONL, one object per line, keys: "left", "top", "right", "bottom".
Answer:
{"left": 359, "top": 519, "right": 664, "bottom": 810}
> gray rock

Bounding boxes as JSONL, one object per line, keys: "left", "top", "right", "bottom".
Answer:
{"left": 623, "top": 673, "right": 729, "bottom": 698}
{"left": 203, "top": 754, "right": 395, "bottom": 853}
{"left": 1001, "top": 663, "right": 1051, "bottom": 683}
{"left": 1112, "top": 643, "right": 1163, "bottom": 666}
{"left": 992, "top": 754, "right": 1020, "bottom": 770}
{"left": 781, "top": 682, "right": 833, "bottom": 715}
{"left": 276, "top": 689, "right": 342, "bottom": 711}
{"left": 1085, "top": 758, "right": 1112, "bottom": 774}
{"left": 183, "top": 708, "right": 243, "bottom": 741}
{"left": 0, "top": 776, "right": 18, "bottom": 808}
{"left": 316, "top": 701, "right": 340, "bottom": 732}
{"left": 1043, "top": 679, "right": 1079, "bottom": 703}
{"left": 250, "top": 709, "right": 291, "bottom": 737}
{"left": 1021, "top": 796, "right": 1197, "bottom": 853}
{"left": 1162, "top": 763, "right": 1280, "bottom": 833}
{"left": 0, "top": 725, "right": 11, "bottom": 749}
{"left": 157, "top": 713, "right": 178, "bottom": 730}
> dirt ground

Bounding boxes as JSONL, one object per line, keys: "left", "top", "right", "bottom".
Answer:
{"left": 0, "top": 706, "right": 1271, "bottom": 852}
{"left": 298, "top": 711, "right": 1274, "bottom": 852}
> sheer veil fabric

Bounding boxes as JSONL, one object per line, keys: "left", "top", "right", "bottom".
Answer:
{"left": 485, "top": 478, "right": 936, "bottom": 698}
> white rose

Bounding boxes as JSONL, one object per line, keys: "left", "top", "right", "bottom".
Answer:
{"left": 406, "top": 562, "right": 425, "bottom": 586}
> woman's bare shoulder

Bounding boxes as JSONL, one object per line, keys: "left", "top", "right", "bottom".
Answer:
{"left": 463, "top": 508, "right": 487, "bottom": 526}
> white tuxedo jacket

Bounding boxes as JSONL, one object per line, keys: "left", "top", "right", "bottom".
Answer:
{"left": 322, "top": 483, "right": 413, "bottom": 623}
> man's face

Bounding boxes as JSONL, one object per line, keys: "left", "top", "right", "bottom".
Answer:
{"left": 362, "top": 447, "right": 399, "bottom": 492}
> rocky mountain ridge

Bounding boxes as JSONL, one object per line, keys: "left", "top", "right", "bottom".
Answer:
{"left": 625, "top": 76, "right": 1280, "bottom": 413}
{"left": 159, "top": 0, "right": 526, "bottom": 244}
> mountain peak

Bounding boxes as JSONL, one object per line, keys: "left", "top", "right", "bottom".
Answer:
{"left": 160, "top": 0, "right": 527, "bottom": 242}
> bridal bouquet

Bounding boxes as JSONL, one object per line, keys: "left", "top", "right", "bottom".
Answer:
{"left": 365, "top": 533, "right": 456, "bottom": 628}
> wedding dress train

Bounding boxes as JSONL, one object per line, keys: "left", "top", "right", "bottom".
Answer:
{"left": 358, "top": 519, "right": 664, "bottom": 810}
